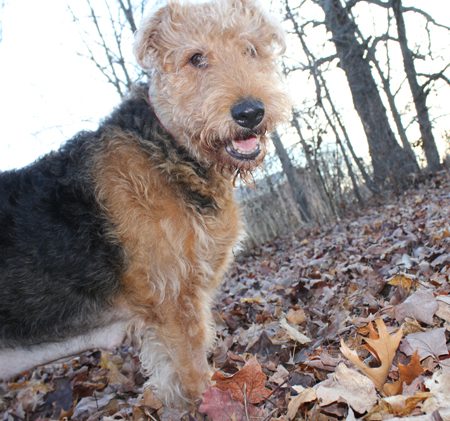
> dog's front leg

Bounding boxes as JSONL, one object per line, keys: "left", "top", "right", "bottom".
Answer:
{"left": 140, "top": 294, "right": 214, "bottom": 405}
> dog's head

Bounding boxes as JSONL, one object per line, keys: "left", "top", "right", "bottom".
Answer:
{"left": 134, "top": 0, "right": 290, "bottom": 177}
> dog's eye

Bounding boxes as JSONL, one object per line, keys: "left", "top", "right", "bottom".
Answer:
{"left": 245, "top": 45, "right": 257, "bottom": 58}
{"left": 190, "top": 53, "right": 208, "bottom": 68}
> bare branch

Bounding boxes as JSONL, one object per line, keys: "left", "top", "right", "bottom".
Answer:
{"left": 118, "top": 0, "right": 138, "bottom": 33}
{"left": 419, "top": 64, "right": 450, "bottom": 93}
{"left": 355, "top": 0, "right": 449, "bottom": 31}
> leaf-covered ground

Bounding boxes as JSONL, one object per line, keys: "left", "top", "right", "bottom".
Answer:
{"left": 1, "top": 172, "right": 449, "bottom": 420}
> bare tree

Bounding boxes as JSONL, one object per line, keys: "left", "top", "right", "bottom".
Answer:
{"left": 352, "top": 0, "right": 449, "bottom": 171}
{"left": 291, "top": 113, "right": 337, "bottom": 218}
{"left": 271, "top": 131, "right": 312, "bottom": 222}
{"left": 313, "top": 0, "right": 418, "bottom": 189}
{"left": 391, "top": 0, "right": 441, "bottom": 172}
{"left": 68, "top": 0, "right": 148, "bottom": 98}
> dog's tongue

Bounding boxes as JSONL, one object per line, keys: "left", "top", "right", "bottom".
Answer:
{"left": 232, "top": 136, "right": 258, "bottom": 152}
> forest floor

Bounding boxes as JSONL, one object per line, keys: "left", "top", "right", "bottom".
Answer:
{"left": 1, "top": 171, "right": 449, "bottom": 421}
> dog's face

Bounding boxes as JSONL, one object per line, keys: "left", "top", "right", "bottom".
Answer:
{"left": 134, "top": 0, "right": 290, "bottom": 175}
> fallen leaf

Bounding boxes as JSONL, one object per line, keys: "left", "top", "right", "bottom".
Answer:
{"left": 315, "top": 363, "right": 377, "bottom": 414}
{"left": 394, "top": 289, "right": 438, "bottom": 325}
{"left": 422, "top": 369, "right": 450, "bottom": 415}
{"left": 388, "top": 274, "right": 415, "bottom": 292}
{"left": 400, "top": 328, "right": 448, "bottom": 360}
{"left": 367, "top": 392, "right": 431, "bottom": 419}
{"left": 287, "top": 386, "right": 316, "bottom": 420}
{"left": 286, "top": 308, "right": 307, "bottom": 325}
{"left": 72, "top": 393, "right": 116, "bottom": 419}
{"left": 212, "top": 356, "right": 272, "bottom": 404}
{"left": 280, "top": 318, "right": 311, "bottom": 345}
{"left": 199, "top": 386, "right": 265, "bottom": 421}
{"left": 240, "top": 296, "right": 263, "bottom": 304}
{"left": 141, "top": 388, "right": 163, "bottom": 410}
{"left": 13, "top": 380, "right": 54, "bottom": 412}
{"left": 340, "top": 319, "right": 403, "bottom": 390}
{"left": 269, "top": 364, "right": 289, "bottom": 386}
{"left": 100, "top": 352, "right": 130, "bottom": 388}
{"left": 436, "top": 296, "right": 450, "bottom": 324}
{"left": 383, "top": 352, "right": 425, "bottom": 396}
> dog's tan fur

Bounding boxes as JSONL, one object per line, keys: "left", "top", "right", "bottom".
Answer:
{"left": 95, "top": 0, "right": 289, "bottom": 404}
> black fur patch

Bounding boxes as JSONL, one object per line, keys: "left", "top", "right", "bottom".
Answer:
{"left": 0, "top": 134, "right": 124, "bottom": 346}
{"left": 0, "top": 84, "right": 216, "bottom": 346}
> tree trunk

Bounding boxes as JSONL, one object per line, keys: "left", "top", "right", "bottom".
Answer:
{"left": 291, "top": 115, "right": 337, "bottom": 218}
{"left": 370, "top": 55, "right": 420, "bottom": 171}
{"left": 271, "top": 132, "right": 312, "bottom": 222}
{"left": 284, "top": 2, "right": 380, "bottom": 194}
{"left": 316, "top": 0, "right": 418, "bottom": 189}
{"left": 392, "top": 0, "right": 441, "bottom": 172}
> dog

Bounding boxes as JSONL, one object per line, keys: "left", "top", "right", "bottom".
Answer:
{"left": 0, "top": 0, "right": 289, "bottom": 405}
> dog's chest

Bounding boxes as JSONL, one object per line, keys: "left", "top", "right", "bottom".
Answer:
{"left": 95, "top": 137, "right": 241, "bottom": 307}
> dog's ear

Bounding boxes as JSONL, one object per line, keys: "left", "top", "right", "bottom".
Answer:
{"left": 231, "top": 0, "right": 286, "bottom": 56}
{"left": 134, "top": 5, "right": 175, "bottom": 71}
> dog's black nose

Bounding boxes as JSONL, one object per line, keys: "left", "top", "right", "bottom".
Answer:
{"left": 231, "top": 98, "right": 265, "bottom": 129}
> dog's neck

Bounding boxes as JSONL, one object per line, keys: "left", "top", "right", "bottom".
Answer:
{"left": 103, "top": 84, "right": 234, "bottom": 214}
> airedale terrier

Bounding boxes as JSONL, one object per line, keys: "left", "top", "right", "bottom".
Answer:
{"left": 0, "top": 0, "right": 289, "bottom": 405}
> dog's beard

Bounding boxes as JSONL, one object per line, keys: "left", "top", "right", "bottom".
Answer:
{"left": 185, "top": 128, "right": 267, "bottom": 182}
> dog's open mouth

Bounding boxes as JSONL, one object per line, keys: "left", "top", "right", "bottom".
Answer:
{"left": 225, "top": 135, "right": 261, "bottom": 160}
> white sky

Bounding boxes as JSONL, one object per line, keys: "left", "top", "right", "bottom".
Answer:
{"left": 0, "top": 0, "right": 118, "bottom": 170}
{"left": 0, "top": 0, "right": 448, "bottom": 171}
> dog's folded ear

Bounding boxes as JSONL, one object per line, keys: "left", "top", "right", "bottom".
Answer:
{"left": 230, "top": 0, "right": 286, "bottom": 56}
{"left": 134, "top": 6, "right": 165, "bottom": 71}
{"left": 134, "top": 4, "right": 172, "bottom": 72}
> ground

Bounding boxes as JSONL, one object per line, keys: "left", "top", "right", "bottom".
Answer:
{"left": 0, "top": 172, "right": 449, "bottom": 420}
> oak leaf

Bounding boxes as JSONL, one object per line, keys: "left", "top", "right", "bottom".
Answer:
{"left": 340, "top": 319, "right": 403, "bottom": 391}
{"left": 212, "top": 356, "right": 271, "bottom": 404}
{"left": 383, "top": 351, "right": 425, "bottom": 396}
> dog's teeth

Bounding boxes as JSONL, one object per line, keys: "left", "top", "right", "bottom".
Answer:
{"left": 231, "top": 136, "right": 259, "bottom": 154}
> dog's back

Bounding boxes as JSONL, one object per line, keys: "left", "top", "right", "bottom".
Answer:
{"left": 0, "top": 129, "right": 123, "bottom": 348}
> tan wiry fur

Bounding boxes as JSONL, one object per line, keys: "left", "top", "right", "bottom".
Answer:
{"left": 134, "top": 0, "right": 290, "bottom": 176}
{"left": 94, "top": 0, "right": 289, "bottom": 406}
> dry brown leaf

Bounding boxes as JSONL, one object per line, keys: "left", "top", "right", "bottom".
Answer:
{"left": 398, "top": 351, "right": 425, "bottom": 386}
{"left": 400, "top": 328, "right": 448, "bottom": 360}
{"left": 394, "top": 289, "right": 438, "bottom": 325}
{"left": 287, "top": 386, "right": 316, "bottom": 420}
{"left": 199, "top": 387, "right": 265, "bottom": 421}
{"left": 286, "top": 308, "right": 307, "bottom": 325}
{"left": 212, "top": 356, "right": 271, "bottom": 404}
{"left": 423, "top": 369, "right": 450, "bottom": 414}
{"left": 367, "top": 392, "right": 431, "bottom": 419}
{"left": 100, "top": 352, "right": 129, "bottom": 386}
{"left": 269, "top": 364, "right": 289, "bottom": 386}
{"left": 388, "top": 274, "right": 416, "bottom": 292}
{"left": 340, "top": 319, "right": 403, "bottom": 390}
{"left": 141, "top": 389, "right": 163, "bottom": 410}
{"left": 315, "top": 363, "right": 377, "bottom": 414}
{"left": 280, "top": 318, "right": 311, "bottom": 344}
{"left": 436, "top": 296, "right": 450, "bottom": 324}
{"left": 383, "top": 351, "right": 425, "bottom": 396}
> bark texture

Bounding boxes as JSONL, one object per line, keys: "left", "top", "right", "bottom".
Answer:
{"left": 392, "top": 0, "right": 441, "bottom": 172}
{"left": 316, "top": 0, "right": 418, "bottom": 188}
